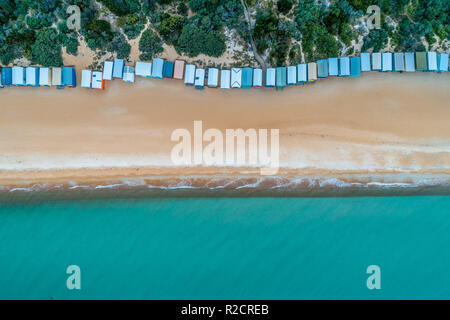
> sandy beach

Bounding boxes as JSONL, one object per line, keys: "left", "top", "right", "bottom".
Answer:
{"left": 0, "top": 72, "right": 449, "bottom": 192}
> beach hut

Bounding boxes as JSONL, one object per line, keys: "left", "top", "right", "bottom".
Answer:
{"left": 350, "top": 57, "right": 361, "bottom": 77}
{"left": 265, "top": 68, "right": 276, "bottom": 87}
{"left": 163, "top": 61, "right": 174, "bottom": 78}
{"left": 242, "top": 67, "right": 253, "bottom": 89}
{"left": 437, "top": 53, "right": 449, "bottom": 72}
{"left": 220, "top": 69, "right": 231, "bottom": 89}
{"left": 360, "top": 53, "right": 371, "bottom": 72}
{"left": 39, "top": 67, "right": 51, "bottom": 86}
{"left": 173, "top": 60, "right": 185, "bottom": 80}
{"left": 339, "top": 57, "right": 350, "bottom": 76}
{"left": 231, "top": 68, "right": 242, "bottom": 88}
{"left": 62, "top": 67, "right": 76, "bottom": 87}
{"left": 26, "top": 67, "right": 39, "bottom": 87}
{"left": 135, "top": 62, "right": 152, "bottom": 77}
{"left": 276, "top": 67, "right": 286, "bottom": 89}
{"left": 103, "top": 61, "right": 113, "bottom": 80}
{"left": 123, "top": 66, "right": 135, "bottom": 83}
{"left": 1, "top": 67, "right": 12, "bottom": 87}
{"left": 427, "top": 52, "right": 437, "bottom": 71}
{"left": 52, "top": 67, "right": 62, "bottom": 87}
{"left": 317, "top": 59, "right": 328, "bottom": 78}
{"left": 371, "top": 53, "right": 382, "bottom": 71}
{"left": 184, "top": 64, "right": 196, "bottom": 86}
{"left": 381, "top": 52, "right": 392, "bottom": 72}
{"left": 328, "top": 58, "right": 339, "bottom": 76}
{"left": 297, "top": 64, "right": 307, "bottom": 84}
{"left": 393, "top": 53, "right": 405, "bottom": 72}
{"left": 152, "top": 58, "right": 164, "bottom": 79}
{"left": 405, "top": 52, "right": 415, "bottom": 72}
{"left": 415, "top": 52, "right": 427, "bottom": 71}
{"left": 287, "top": 66, "right": 296, "bottom": 85}
{"left": 81, "top": 70, "right": 92, "bottom": 88}
{"left": 307, "top": 62, "right": 317, "bottom": 82}
{"left": 194, "top": 68, "right": 205, "bottom": 89}
{"left": 253, "top": 68, "right": 262, "bottom": 87}
{"left": 113, "top": 59, "right": 124, "bottom": 78}
{"left": 0, "top": 71, "right": 2, "bottom": 88}
{"left": 12, "top": 66, "right": 26, "bottom": 86}
{"left": 91, "top": 71, "right": 104, "bottom": 90}
{"left": 207, "top": 68, "right": 219, "bottom": 87}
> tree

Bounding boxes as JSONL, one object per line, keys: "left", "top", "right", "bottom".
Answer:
{"left": 277, "top": 0, "right": 294, "bottom": 15}
{"left": 158, "top": 14, "right": 185, "bottom": 46}
{"left": 138, "top": 29, "right": 163, "bottom": 60}
{"left": 177, "top": 23, "right": 226, "bottom": 57}
{"left": 31, "top": 28, "right": 63, "bottom": 66}
{"left": 107, "top": 32, "right": 131, "bottom": 59}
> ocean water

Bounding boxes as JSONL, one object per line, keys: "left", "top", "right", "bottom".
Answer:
{"left": 0, "top": 195, "right": 449, "bottom": 299}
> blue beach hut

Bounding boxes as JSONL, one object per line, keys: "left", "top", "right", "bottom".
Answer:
{"left": 328, "top": 58, "right": 338, "bottom": 76}
{"left": 405, "top": 52, "right": 415, "bottom": 72}
{"left": 297, "top": 64, "right": 307, "bottom": 83}
{"left": 152, "top": 58, "right": 164, "bottom": 79}
{"left": 360, "top": 53, "right": 371, "bottom": 72}
{"left": 393, "top": 53, "right": 405, "bottom": 72}
{"left": 382, "top": 52, "right": 393, "bottom": 72}
{"left": 350, "top": 57, "right": 361, "bottom": 77}
{"left": 1, "top": 67, "right": 12, "bottom": 86}
{"left": 339, "top": 57, "right": 350, "bottom": 77}
{"left": 242, "top": 67, "right": 253, "bottom": 89}
{"left": 26, "top": 67, "right": 39, "bottom": 86}
{"left": 62, "top": 67, "right": 76, "bottom": 87}
{"left": 437, "top": 53, "right": 449, "bottom": 72}
{"left": 317, "top": 59, "right": 328, "bottom": 78}
{"left": 265, "top": 68, "right": 275, "bottom": 87}
{"left": 113, "top": 59, "right": 124, "bottom": 78}
{"left": 163, "top": 61, "right": 174, "bottom": 78}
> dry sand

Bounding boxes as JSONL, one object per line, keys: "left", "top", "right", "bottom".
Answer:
{"left": 0, "top": 72, "right": 449, "bottom": 190}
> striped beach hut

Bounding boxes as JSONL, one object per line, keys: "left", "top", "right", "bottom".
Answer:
{"left": 265, "top": 68, "right": 275, "bottom": 87}
{"left": 163, "top": 61, "right": 174, "bottom": 78}
{"left": 207, "top": 68, "right": 219, "bottom": 87}
{"left": 253, "top": 68, "right": 262, "bottom": 87}
{"left": 135, "top": 62, "right": 152, "bottom": 77}
{"left": 276, "top": 67, "right": 286, "bottom": 89}
{"left": 371, "top": 53, "right": 382, "bottom": 71}
{"left": 307, "top": 62, "right": 317, "bottom": 82}
{"left": 287, "top": 66, "right": 296, "bottom": 85}
{"left": 92, "top": 71, "right": 104, "bottom": 90}
{"left": 415, "top": 52, "right": 427, "bottom": 71}
{"left": 405, "top": 52, "right": 415, "bottom": 72}
{"left": 339, "top": 57, "right": 350, "bottom": 76}
{"left": 242, "top": 67, "right": 253, "bottom": 89}
{"left": 26, "top": 67, "right": 39, "bottom": 87}
{"left": 81, "top": 70, "right": 92, "bottom": 88}
{"left": 184, "top": 64, "right": 195, "bottom": 86}
{"left": 317, "top": 59, "right": 328, "bottom": 78}
{"left": 393, "top": 53, "right": 405, "bottom": 72}
{"left": 123, "top": 66, "right": 135, "bottom": 83}
{"left": 231, "top": 68, "right": 242, "bottom": 88}
{"left": 437, "top": 53, "right": 449, "bottom": 72}
{"left": 328, "top": 58, "right": 339, "bottom": 76}
{"left": 174, "top": 60, "right": 185, "bottom": 80}
{"left": 297, "top": 64, "right": 307, "bottom": 84}
{"left": 350, "top": 57, "right": 361, "bottom": 77}
{"left": 1, "top": 67, "right": 12, "bottom": 87}
{"left": 62, "top": 67, "right": 76, "bottom": 87}
{"left": 152, "top": 58, "right": 164, "bottom": 79}
{"left": 39, "top": 67, "right": 51, "bottom": 86}
{"left": 381, "top": 52, "right": 393, "bottom": 72}
{"left": 52, "top": 67, "right": 62, "bottom": 87}
{"left": 427, "top": 52, "right": 437, "bottom": 71}
{"left": 103, "top": 61, "right": 113, "bottom": 80}
{"left": 220, "top": 69, "right": 231, "bottom": 89}
{"left": 113, "top": 59, "right": 124, "bottom": 78}
{"left": 12, "top": 66, "right": 26, "bottom": 86}
{"left": 194, "top": 68, "right": 205, "bottom": 89}
{"left": 360, "top": 53, "right": 371, "bottom": 72}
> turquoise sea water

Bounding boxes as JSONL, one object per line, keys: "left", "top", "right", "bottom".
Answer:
{"left": 0, "top": 195, "right": 449, "bottom": 299}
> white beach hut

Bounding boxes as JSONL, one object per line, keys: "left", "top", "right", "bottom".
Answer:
{"left": 26, "top": 67, "right": 39, "bottom": 86}
{"left": 405, "top": 52, "right": 415, "bottom": 72}
{"left": 91, "top": 71, "right": 104, "bottom": 89}
{"left": 81, "top": 70, "right": 92, "bottom": 88}
{"left": 437, "top": 53, "right": 449, "bottom": 72}
{"left": 194, "top": 68, "right": 205, "bottom": 89}
{"left": 287, "top": 66, "right": 296, "bottom": 85}
{"left": 39, "top": 67, "right": 51, "bottom": 86}
{"left": 297, "top": 64, "right": 307, "bottom": 83}
{"left": 382, "top": 52, "right": 393, "bottom": 72}
{"left": 12, "top": 66, "right": 25, "bottom": 86}
{"left": 207, "top": 68, "right": 219, "bottom": 87}
{"left": 123, "top": 66, "right": 135, "bottom": 83}
{"left": 184, "top": 64, "right": 196, "bottom": 86}
{"left": 52, "top": 67, "right": 62, "bottom": 86}
{"left": 394, "top": 53, "right": 405, "bottom": 71}
{"left": 220, "top": 69, "right": 231, "bottom": 89}
{"left": 231, "top": 68, "right": 242, "bottom": 88}
{"left": 253, "top": 68, "right": 262, "bottom": 87}
{"left": 427, "top": 52, "right": 437, "bottom": 71}
{"left": 371, "top": 53, "right": 382, "bottom": 71}
{"left": 307, "top": 62, "right": 317, "bottom": 82}
{"left": 135, "top": 62, "right": 152, "bottom": 77}
{"left": 103, "top": 61, "right": 113, "bottom": 80}
{"left": 265, "top": 68, "right": 276, "bottom": 87}
{"left": 338, "top": 57, "right": 350, "bottom": 76}
{"left": 360, "top": 53, "right": 371, "bottom": 72}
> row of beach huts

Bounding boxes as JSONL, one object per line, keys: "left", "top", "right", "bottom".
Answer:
{"left": 1, "top": 52, "right": 449, "bottom": 90}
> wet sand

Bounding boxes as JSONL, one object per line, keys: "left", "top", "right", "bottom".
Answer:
{"left": 0, "top": 72, "right": 449, "bottom": 191}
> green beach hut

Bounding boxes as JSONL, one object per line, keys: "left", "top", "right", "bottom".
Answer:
{"left": 415, "top": 52, "right": 427, "bottom": 71}
{"left": 242, "top": 67, "right": 253, "bottom": 89}
{"left": 276, "top": 67, "right": 286, "bottom": 89}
